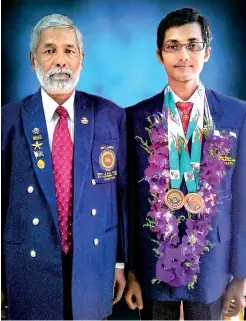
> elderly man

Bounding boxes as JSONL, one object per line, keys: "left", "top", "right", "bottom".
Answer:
{"left": 2, "top": 14, "right": 127, "bottom": 320}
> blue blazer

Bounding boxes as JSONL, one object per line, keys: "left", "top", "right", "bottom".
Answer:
{"left": 2, "top": 90, "right": 127, "bottom": 320}
{"left": 126, "top": 89, "right": 246, "bottom": 304}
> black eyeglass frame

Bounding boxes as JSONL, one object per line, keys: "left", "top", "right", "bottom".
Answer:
{"left": 161, "top": 42, "right": 206, "bottom": 53}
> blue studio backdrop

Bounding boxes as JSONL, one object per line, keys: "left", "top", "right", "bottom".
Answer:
{"left": 2, "top": 0, "right": 246, "bottom": 108}
{"left": 1, "top": 0, "right": 245, "bottom": 319}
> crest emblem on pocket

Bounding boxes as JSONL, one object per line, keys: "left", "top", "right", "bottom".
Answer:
{"left": 99, "top": 150, "right": 116, "bottom": 171}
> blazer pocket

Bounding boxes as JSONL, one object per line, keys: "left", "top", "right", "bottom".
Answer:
{"left": 92, "top": 139, "right": 119, "bottom": 184}
{"left": 105, "top": 224, "right": 119, "bottom": 233}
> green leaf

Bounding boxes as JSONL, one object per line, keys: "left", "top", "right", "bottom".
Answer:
{"left": 146, "top": 116, "right": 152, "bottom": 125}
{"left": 178, "top": 215, "right": 186, "bottom": 222}
{"left": 151, "top": 278, "right": 161, "bottom": 284}
{"left": 152, "top": 248, "right": 161, "bottom": 258}
{"left": 143, "top": 217, "right": 155, "bottom": 228}
{"left": 188, "top": 275, "right": 197, "bottom": 290}
{"left": 206, "top": 240, "right": 216, "bottom": 249}
{"left": 151, "top": 239, "right": 160, "bottom": 245}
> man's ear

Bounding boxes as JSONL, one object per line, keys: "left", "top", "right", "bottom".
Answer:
{"left": 79, "top": 52, "right": 84, "bottom": 70}
{"left": 30, "top": 52, "right": 36, "bottom": 71}
{"left": 204, "top": 46, "right": 211, "bottom": 63}
{"left": 156, "top": 48, "right": 164, "bottom": 65}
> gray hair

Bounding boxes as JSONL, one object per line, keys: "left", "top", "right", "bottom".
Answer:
{"left": 30, "top": 14, "right": 83, "bottom": 54}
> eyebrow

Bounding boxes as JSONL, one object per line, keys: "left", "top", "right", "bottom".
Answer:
{"left": 43, "top": 42, "right": 56, "bottom": 48}
{"left": 166, "top": 37, "right": 202, "bottom": 43}
{"left": 42, "top": 43, "right": 76, "bottom": 48}
{"left": 66, "top": 44, "right": 76, "bottom": 49}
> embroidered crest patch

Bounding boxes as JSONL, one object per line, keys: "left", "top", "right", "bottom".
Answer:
{"left": 99, "top": 150, "right": 116, "bottom": 171}
{"left": 92, "top": 140, "right": 118, "bottom": 183}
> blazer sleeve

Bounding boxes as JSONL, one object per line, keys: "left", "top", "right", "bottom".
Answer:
{"left": 126, "top": 108, "right": 139, "bottom": 272}
{"left": 230, "top": 109, "right": 246, "bottom": 278}
{"left": 1, "top": 125, "right": 7, "bottom": 291}
{"left": 116, "top": 108, "right": 128, "bottom": 265}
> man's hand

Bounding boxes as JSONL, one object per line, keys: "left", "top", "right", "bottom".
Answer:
{"left": 1, "top": 290, "right": 8, "bottom": 319}
{"left": 222, "top": 278, "right": 246, "bottom": 317}
{"left": 125, "top": 271, "right": 143, "bottom": 310}
{"left": 113, "top": 268, "right": 126, "bottom": 305}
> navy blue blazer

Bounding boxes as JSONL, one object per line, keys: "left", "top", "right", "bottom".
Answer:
{"left": 126, "top": 89, "right": 246, "bottom": 304}
{"left": 2, "top": 90, "right": 127, "bottom": 320}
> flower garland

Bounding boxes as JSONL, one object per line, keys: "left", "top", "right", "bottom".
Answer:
{"left": 137, "top": 112, "right": 232, "bottom": 289}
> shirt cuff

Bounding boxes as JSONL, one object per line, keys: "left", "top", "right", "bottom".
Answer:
{"left": 115, "top": 262, "right": 125, "bottom": 269}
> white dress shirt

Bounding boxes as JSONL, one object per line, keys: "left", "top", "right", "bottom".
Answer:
{"left": 171, "top": 89, "right": 197, "bottom": 118}
{"left": 41, "top": 88, "right": 75, "bottom": 149}
{"left": 41, "top": 88, "right": 124, "bottom": 269}
{"left": 171, "top": 89, "right": 197, "bottom": 105}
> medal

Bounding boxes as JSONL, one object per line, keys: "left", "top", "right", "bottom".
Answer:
{"left": 37, "top": 159, "right": 45, "bottom": 169}
{"left": 165, "top": 189, "right": 185, "bottom": 210}
{"left": 163, "top": 83, "right": 206, "bottom": 214}
{"left": 184, "top": 193, "right": 204, "bottom": 214}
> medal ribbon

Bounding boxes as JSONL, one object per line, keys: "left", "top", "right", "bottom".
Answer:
{"left": 164, "top": 83, "right": 205, "bottom": 193}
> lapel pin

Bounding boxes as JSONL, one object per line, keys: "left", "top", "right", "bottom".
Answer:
{"left": 80, "top": 117, "right": 89, "bottom": 125}
{"left": 32, "top": 128, "right": 40, "bottom": 135}
{"left": 32, "top": 141, "right": 43, "bottom": 150}
{"left": 34, "top": 151, "right": 44, "bottom": 158}
{"left": 33, "top": 135, "right": 43, "bottom": 141}
{"left": 37, "top": 159, "right": 45, "bottom": 169}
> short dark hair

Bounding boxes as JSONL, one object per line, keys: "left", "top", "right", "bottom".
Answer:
{"left": 157, "top": 7, "right": 212, "bottom": 49}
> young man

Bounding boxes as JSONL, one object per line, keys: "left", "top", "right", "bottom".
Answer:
{"left": 2, "top": 14, "right": 127, "bottom": 320}
{"left": 125, "top": 8, "right": 246, "bottom": 320}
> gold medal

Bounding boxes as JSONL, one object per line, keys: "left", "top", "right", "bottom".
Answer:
{"left": 184, "top": 193, "right": 204, "bottom": 214}
{"left": 37, "top": 159, "right": 45, "bottom": 169}
{"left": 165, "top": 189, "right": 185, "bottom": 210}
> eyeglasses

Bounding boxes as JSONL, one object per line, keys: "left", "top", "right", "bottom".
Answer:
{"left": 162, "top": 42, "right": 205, "bottom": 53}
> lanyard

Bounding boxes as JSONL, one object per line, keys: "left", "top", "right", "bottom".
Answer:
{"left": 163, "top": 83, "right": 206, "bottom": 193}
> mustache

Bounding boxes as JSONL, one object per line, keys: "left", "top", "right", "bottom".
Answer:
{"left": 47, "top": 67, "right": 73, "bottom": 78}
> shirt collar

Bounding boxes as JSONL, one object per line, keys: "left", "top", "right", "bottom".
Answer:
{"left": 171, "top": 88, "right": 197, "bottom": 104}
{"left": 41, "top": 88, "right": 75, "bottom": 123}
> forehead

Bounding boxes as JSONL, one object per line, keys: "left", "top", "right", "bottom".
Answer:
{"left": 164, "top": 22, "right": 203, "bottom": 43}
{"left": 38, "top": 27, "right": 77, "bottom": 47}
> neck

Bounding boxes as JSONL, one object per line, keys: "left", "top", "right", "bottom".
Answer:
{"left": 45, "top": 89, "right": 75, "bottom": 105}
{"left": 168, "top": 77, "right": 199, "bottom": 101}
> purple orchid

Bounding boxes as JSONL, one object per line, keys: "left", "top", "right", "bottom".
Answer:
{"left": 156, "top": 257, "right": 176, "bottom": 284}
{"left": 162, "top": 247, "right": 186, "bottom": 270}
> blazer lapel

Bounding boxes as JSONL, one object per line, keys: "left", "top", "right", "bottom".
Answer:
{"left": 21, "top": 90, "right": 59, "bottom": 234}
{"left": 205, "top": 88, "right": 225, "bottom": 128}
{"left": 138, "top": 91, "right": 165, "bottom": 141}
{"left": 144, "top": 90, "right": 164, "bottom": 118}
{"left": 73, "top": 91, "right": 95, "bottom": 215}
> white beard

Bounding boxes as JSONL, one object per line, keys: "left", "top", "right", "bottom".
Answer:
{"left": 34, "top": 61, "right": 80, "bottom": 94}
